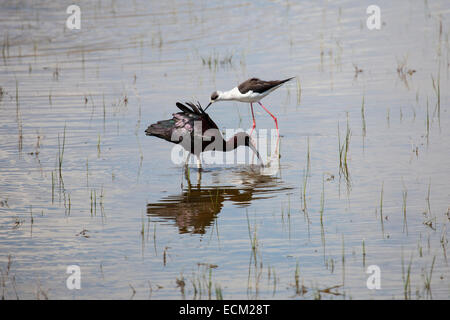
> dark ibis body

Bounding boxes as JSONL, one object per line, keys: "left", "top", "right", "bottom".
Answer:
{"left": 205, "top": 77, "right": 295, "bottom": 138}
{"left": 145, "top": 102, "right": 261, "bottom": 168}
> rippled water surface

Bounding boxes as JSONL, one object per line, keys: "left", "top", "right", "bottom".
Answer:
{"left": 0, "top": 0, "right": 449, "bottom": 299}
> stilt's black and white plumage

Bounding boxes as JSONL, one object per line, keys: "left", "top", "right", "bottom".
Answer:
{"left": 205, "top": 77, "right": 294, "bottom": 138}
{"left": 145, "top": 102, "right": 261, "bottom": 168}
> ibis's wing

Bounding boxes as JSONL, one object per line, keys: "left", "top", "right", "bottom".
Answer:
{"left": 176, "top": 101, "right": 219, "bottom": 134}
{"left": 176, "top": 102, "right": 193, "bottom": 114}
{"left": 147, "top": 101, "right": 222, "bottom": 146}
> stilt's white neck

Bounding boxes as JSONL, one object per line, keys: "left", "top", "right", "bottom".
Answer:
{"left": 218, "top": 87, "right": 240, "bottom": 101}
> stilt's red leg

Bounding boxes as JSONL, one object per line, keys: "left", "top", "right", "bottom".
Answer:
{"left": 258, "top": 101, "right": 280, "bottom": 153}
{"left": 257, "top": 101, "right": 279, "bottom": 136}
{"left": 249, "top": 102, "right": 256, "bottom": 137}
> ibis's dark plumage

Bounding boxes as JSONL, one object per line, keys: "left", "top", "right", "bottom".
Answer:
{"left": 145, "top": 102, "right": 261, "bottom": 166}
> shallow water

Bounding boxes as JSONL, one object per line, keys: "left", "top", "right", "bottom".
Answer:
{"left": 0, "top": 0, "right": 449, "bottom": 299}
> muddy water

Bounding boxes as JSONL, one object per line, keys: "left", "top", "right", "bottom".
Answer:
{"left": 0, "top": 0, "right": 449, "bottom": 299}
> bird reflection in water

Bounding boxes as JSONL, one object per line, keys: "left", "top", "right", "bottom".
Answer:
{"left": 146, "top": 167, "right": 291, "bottom": 234}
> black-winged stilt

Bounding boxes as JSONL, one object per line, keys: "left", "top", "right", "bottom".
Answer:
{"left": 205, "top": 77, "right": 294, "bottom": 137}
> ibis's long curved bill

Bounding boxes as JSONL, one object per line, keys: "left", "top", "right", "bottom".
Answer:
{"left": 249, "top": 142, "right": 262, "bottom": 163}
{"left": 204, "top": 102, "right": 212, "bottom": 111}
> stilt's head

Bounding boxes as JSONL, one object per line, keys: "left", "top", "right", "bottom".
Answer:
{"left": 205, "top": 91, "right": 223, "bottom": 110}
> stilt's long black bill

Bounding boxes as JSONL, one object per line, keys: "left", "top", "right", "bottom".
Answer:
{"left": 204, "top": 102, "right": 212, "bottom": 111}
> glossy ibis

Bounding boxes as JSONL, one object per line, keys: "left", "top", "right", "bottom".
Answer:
{"left": 145, "top": 102, "right": 261, "bottom": 169}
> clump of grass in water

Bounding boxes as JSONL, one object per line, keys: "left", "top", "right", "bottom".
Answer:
{"left": 320, "top": 174, "right": 326, "bottom": 260}
{"left": 15, "top": 80, "right": 19, "bottom": 119}
{"left": 18, "top": 121, "right": 23, "bottom": 154}
{"left": 246, "top": 210, "right": 264, "bottom": 299}
{"left": 301, "top": 137, "right": 310, "bottom": 220}
{"left": 152, "top": 223, "right": 157, "bottom": 256}
{"left": 327, "top": 258, "right": 335, "bottom": 273}
{"left": 97, "top": 134, "right": 101, "bottom": 158}
{"left": 200, "top": 51, "right": 234, "bottom": 71}
{"left": 306, "top": 136, "right": 311, "bottom": 173}
{"left": 55, "top": 149, "right": 66, "bottom": 204}
{"left": 67, "top": 193, "right": 71, "bottom": 215}
{"left": 402, "top": 180, "right": 408, "bottom": 234}
{"left": 418, "top": 235, "right": 423, "bottom": 258}
{"left": 440, "top": 227, "right": 448, "bottom": 263}
{"left": 1, "top": 254, "right": 19, "bottom": 299}
{"left": 163, "top": 246, "right": 169, "bottom": 266}
{"left": 401, "top": 250, "right": 413, "bottom": 299}
{"left": 271, "top": 266, "right": 277, "bottom": 296}
{"left": 319, "top": 173, "right": 325, "bottom": 223}
{"left": 176, "top": 273, "right": 186, "bottom": 300}
{"left": 215, "top": 282, "right": 223, "bottom": 300}
{"left": 57, "top": 124, "right": 66, "bottom": 182}
{"left": 129, "top": 284, "right": 136, "bottom": 299}
{"left": 431, "top": 72, "right": 441, "bottom": 128}
{"left": 2, "top": 32, "right": 11, "bottom": 61}
{"left": 90, "top": 189, "right": 93, "bottom": 216}
{"left": 140, "top": 213, "right": 145, "bottom": 238}
{"left": 360, "top": 96, "right": 367, "bottom": 160}
{"left": 423, "top": 256, "right": 436, "bottom": 299}
{"left": 86, "top": 158, "right": 89, "bottom": 187}
{"left": 51, "top": 171, "right": 55, "bottom": 203}
{"left": 341, "top": 235, "right": 345, "bottom": 287}
{"left": 361, "top": 95, "right": 366, "bottom": 138}
{"left": 424, "top": 178, "right": 432, "bottom": 219}
{"left": 150, "top": 29, "right": 163, "bottom": 49}
{"left": 102, "top": 93, "right": 106, "bottom": 130}
{"left": 426, "top": 97, "right": 430, "bottom": 145}
{"left": 52, "top": 64, "right": 59, "bottom": 80}
{"left": 294, "top": 261, "right": 306, "bottom": 296}
{"left": 89, "top": 189, "right": 100, "bottom": 217}
{"left": 100, "top": 186, "right": 105, "bottom": 218}
{"left": 301, "top": 169, "right": 308, "bottom": 217}
{"left": 423, "top": 178, "right": 435, "bottom": 230}
{"left": 207, "top": 268, "right": 213, "bottom": 300}
{"left": 190, "top": 264, "right": 218, "bottom": 300}
{"left": 379, "top": 181, "right": 385, "bottom": 238}
{"left": 15, "top": 80, "right": 23, "bottom": 154}
{"left": 246, "top": 210, "right": 258, "bottom": 258}
{"left": 29, "top": 205, "right": 34, "bottom": 236}
{"left": 362, "top": 239, "right": 366, "bottom": 268}
{"left": 386, "top": 107, "right": 390, "bottom": 128}
{"left": 338, "top": 115, "right": 351, "bottom": 189}
{"left": 396, "top": 55, "right": 416, "bottom": 88}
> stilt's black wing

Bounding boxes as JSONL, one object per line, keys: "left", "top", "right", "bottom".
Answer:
{"left": 238, "top": 77, "right": 294, "bottom": 94}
